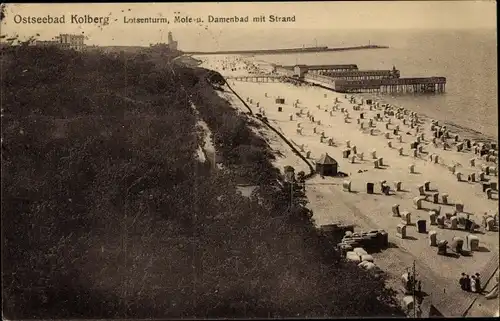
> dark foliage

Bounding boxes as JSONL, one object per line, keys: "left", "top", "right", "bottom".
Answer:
{"left": 1, "top": 46, "right": 404, "bottom": 319}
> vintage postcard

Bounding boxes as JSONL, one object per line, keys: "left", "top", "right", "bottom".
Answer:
{"left": 1, "top": 1, "right": 498, "bottom": 319}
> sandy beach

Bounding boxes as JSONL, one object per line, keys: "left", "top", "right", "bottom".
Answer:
{"left": 198, "top": 55, "right": 499, "bottom": 316}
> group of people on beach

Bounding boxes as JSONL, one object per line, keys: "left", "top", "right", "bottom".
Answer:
{"left": 459, "top": 273, "right": 482, "bottom": 293}
{"left": 404, "top": 271, "right": 423, "bottom": 295}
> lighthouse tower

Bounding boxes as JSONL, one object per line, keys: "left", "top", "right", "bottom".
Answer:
{"left": 167, "top": 32, "right": 178, "bottom": 51}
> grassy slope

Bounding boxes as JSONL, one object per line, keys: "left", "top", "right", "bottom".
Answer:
{"left": 1, "top": 46, "right": 404, "bottom": 318}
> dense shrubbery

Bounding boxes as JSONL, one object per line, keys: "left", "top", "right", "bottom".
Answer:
{"left": 1, "top": 46, "right": 404, "bottom": 318}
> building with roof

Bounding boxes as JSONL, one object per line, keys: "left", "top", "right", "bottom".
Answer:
{"left": 34, "top": 40, "right": 60, "bottom": 47}
{"left": 57, "top": 34, "right": 85, "bottom": 51}
{"left": 315, "top": 153, "right": 338, "bottom": 176}
{"left": 293, "top": 64, "right": 309, "bottom": 78}
{"left": 34, "top": 34, "right": 86, "bottom": 51}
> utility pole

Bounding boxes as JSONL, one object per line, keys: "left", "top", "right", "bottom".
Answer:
{"left": 412, "top": 260, "right": 417, "bottom": 318}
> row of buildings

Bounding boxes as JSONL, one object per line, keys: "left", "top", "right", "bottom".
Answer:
{"left": 33, "top": 31, "right": 179, "bottom": 53}
{"left": 34, "top": 33, "right": 86, "bottom": 51}
{"left": 148, "top": 32, "right": 178, "bottom": 51}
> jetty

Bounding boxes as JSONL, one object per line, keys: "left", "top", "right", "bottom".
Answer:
{"left": 226, "top": 74, "right": 285, "bottom": 82}
{"left": 184, "top": 45, "right": 388, "bottom": 56}
{"left": 280, "top": 64, "right": 359, "bottom": 73}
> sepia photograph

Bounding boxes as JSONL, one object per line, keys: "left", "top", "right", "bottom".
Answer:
{"left": 1, "top": 1, "right": 498, "bottom": 319}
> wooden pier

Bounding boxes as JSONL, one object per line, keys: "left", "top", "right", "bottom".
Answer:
{"left": 334, "top": 77, "right": 446, "bottom": 93}
{"left": 226, "top": 74, "right": 286, "bottom": 83}
{"left": 320, "top": 69, "right": 400, "bottom": 80}
{"left": 229, "top": 63, "right": 446, "bottom": 95}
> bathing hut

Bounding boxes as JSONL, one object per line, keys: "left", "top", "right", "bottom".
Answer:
{"left": 437, "top": 240, "right": 448, "bottom": 255}
{"left": 429, "top": 211, "right": 438, "bottom": 225}
{"left": 441, "top": 193, "right": 449, "bottom": 204}
{"left": 401, "top": 211, "right": 412, "bottom": 225}
{"left": 397, "top": 224, "right": 407, "bottom": 239}
{"left": 316, "top": 153, "right": 338, "bottom": 176}
{"left": 413, "top": 196, "right": 425, "bottom": 210}
{"left": 367, "top": 182, "right": 375, "bottom": 194}
{"left": 429, "top": 230, "right": 437, "bottom": 246}
{"left": 450, "top": 216, "right": 458, "bottom": 229}
{"left": 417, "top": 219, "right": 427, "bottom": 233}
{"left": 466, "top": 234, "right": 480, "bottom": 251}
{"left": 451, "top": 236, "right": 464, "bottom": 253}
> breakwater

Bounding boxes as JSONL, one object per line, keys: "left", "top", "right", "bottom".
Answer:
{"left": 184, "top": 45, "right": 388, "bottom": 56}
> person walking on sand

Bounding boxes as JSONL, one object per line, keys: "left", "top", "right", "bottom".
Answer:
{"left": 459, "top": 273, "right": 467, "bottom": 291}
{"left": 465, "top": 274, "right": 471, "bottom": 292}
{"left": 475, "top": 273, "right": 482, "bottom": 293}
{"left": 470, "top": 275, "right": 477, "bottom": 293}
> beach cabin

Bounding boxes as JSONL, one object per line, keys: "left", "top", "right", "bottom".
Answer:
{"left": 316, "top": 153, "right": 338, "bottom": 176}
{"left": 293, "top": 64, "right": 309, "bottom": 78}
{"left": 275, "top": 97, "right": 285, "bottom": 104}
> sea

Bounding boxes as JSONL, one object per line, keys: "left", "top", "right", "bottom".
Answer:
{"left": 240, "top": 29, "right": 497, "bottom": 141}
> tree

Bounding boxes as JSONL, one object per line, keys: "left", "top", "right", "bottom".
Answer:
{"left": 1, "top": 4, "right": 6, "bottom": 22}
{"left": 2, "top": 47, "right": 404, "bottom": 319}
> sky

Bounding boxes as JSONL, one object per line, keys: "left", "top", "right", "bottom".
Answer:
{"left": 1, "top": 1, "right": 496, "bottom": 50}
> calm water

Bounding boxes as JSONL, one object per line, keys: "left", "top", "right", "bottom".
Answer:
{"left": 245, "top": 29, "right": 497, "bottom": 140}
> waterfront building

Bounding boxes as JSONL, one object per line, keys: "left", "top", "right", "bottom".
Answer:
{"left": 293, "top": 65, "right": 308, "bottom": 78}
{"left": 34, "top": 40, "right": 60, "bottom": 47}
{"left": 34, "top": 34, "right": 86, "bottom": 51}
{"left": 57, "top": 34, "right": 85, "bottom": 51}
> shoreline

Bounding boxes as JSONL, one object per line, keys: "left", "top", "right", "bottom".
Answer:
{"left": 198, "top": 54, "right": 499, "bottom": 317}
{"left": 355, "top": 92, "right": 497, "bottom": 144}
{"left": 250, "top": 58, "right": 498, "bottom": 144}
